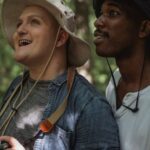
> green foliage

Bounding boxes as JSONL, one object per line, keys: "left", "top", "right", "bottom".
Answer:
{"left": 0, "top": 26, "right": 21, "bottom": 100}
{"left": 91, "top": 54, "right": 116, "bottom": 94}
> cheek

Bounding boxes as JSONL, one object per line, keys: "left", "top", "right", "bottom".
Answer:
{"left": 33, "top": 28, "right": 58, "bottom": 54}
{"left": 38, "top": 29, "right": 54, "bottom": 43}
{"left": 111, "top": 23, "right": 138, "bottom": 44}
{"left": 35, "top": 35, "right": 53, "bottom": 55}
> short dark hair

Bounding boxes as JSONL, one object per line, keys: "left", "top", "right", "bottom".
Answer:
{"left": 93, "top": 0, "right": 149, "bottom": 19}
{"left": 93, "top": 0, "right": 103, "bottom": 18}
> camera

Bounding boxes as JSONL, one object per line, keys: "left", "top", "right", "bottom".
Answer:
{"left": 0, "top": 141, "right": 10, "bottom": 150}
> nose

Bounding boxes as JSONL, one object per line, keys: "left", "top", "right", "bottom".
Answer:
{"left": 17, "top": 23, "right": 28, "bottom": 36}
{"left": 94, "top": 15, "right": 106, "bottom": 28}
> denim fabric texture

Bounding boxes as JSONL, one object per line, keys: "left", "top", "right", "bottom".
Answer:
{"left": 1, "top": 71, "right": 120, "bottom": 150}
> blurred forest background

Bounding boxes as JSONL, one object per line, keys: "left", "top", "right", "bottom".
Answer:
{"left": 0, "top": 0, "right": 116, "bottom": 101}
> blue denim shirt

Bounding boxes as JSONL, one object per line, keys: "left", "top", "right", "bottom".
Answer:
{"left": 1, "top": 71, "right": 120, "bottom": 150}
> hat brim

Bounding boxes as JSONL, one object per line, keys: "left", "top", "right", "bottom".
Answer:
{"left": 1, "top": 0, "right": 91, "bottom": 67}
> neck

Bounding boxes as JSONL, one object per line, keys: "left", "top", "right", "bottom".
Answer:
{"left": 116, "top": 49, "right": 150, "bottom": 89}
{"left": 29, "top": 48, "right": 67, "bottom": 81}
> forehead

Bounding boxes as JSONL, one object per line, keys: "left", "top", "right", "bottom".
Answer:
{"left": 94, "top": 0, "right": 142, "bottom": 18}
{"left": 100, "top": 0, "right": 124, "bottom": 9}
{"left": 101, "top": 0, "right": 123, "bottom": 9}
{"left": 94, "top": 0, "right": 124, "bottom": 7}
{"left": 20, "top": 5, "right": 55, "bottom": 21}
{"left": 94, "top": 0, "right": 122, "bottom": 17}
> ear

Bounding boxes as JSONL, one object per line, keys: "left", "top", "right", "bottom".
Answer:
{"left": 139, "top": 20, "right": 150, "bottom": 38}
{"left": 56, "top": 29, "right": 69, "bottom": 47}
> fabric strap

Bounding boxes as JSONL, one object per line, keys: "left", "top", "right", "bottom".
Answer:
{"left": 39, "top": 67, "right": 75, "bottom": 133}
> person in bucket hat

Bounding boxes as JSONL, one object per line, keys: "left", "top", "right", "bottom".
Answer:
{"left": 93, "top": 0, "right": 150, "bottom": 150}
{"left": 0, "top": 0, "right": 120, "bottom": 149}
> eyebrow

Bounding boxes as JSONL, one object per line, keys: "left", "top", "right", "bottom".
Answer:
{"left": 106, "top": 2, "right": 122, "bottom": 9}
{"left": 19, "top": 14, "right": 45, "bottom": 21}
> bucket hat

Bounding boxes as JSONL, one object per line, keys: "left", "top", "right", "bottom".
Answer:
{"left": 93, "top": 0, "right": 150, "bottom": 19}
{"left": 1, "top": 0, "right": 91, "bottom": 67}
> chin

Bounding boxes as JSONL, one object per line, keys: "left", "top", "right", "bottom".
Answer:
{"left": 14, "top": 54, "right": 28, "bottom": 65}
{"left": 96, "top": 46, "right": 118, "bottom": 57}
{"left": 96, "top": 49, "right": 110, "bottom": 57}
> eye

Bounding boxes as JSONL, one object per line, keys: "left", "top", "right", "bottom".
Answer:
{"left": 108, "top": 10, "right": 120, "bottom": 17}
{"left": 97, "top": 9, "right": 120, "bottom": 19}
{"left": 31, "top": 19, "right": 41, "bottom": 25}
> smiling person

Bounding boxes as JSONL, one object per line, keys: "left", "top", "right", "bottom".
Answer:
{"left": 0, "top": 0, "right": 120, "bottom": 149}
{"left": 93, "top": 0, "right": 150, "bottom": 150}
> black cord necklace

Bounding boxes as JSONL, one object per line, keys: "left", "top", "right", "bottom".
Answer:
{"left": 106, "top": 55, "right": 145, "bottom": 113}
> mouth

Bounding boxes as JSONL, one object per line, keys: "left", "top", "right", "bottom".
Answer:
{"left": 93, "top": 29, "right": 109, "bottom": 43}
{"left": 18, "top": 39, "right": 32, "bottom": 47}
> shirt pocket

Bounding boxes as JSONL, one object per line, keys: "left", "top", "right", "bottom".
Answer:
{"left": 34, "top": 125, "right": 72, "bottom": 150}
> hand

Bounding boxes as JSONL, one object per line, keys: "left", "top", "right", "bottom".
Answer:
{"left": 0, "top": 136, "right": 25, "bottom": 150}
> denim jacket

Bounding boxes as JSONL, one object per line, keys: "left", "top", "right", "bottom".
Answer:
{"left": 1, "top": 71, "right": 120, "bottom": 150}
